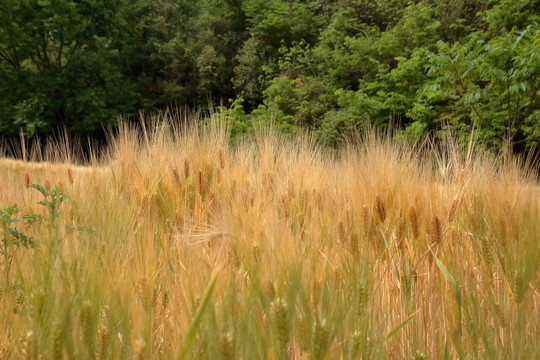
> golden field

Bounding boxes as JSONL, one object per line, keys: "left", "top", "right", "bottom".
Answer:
{"left": 0, "top": 119, "right": 539, "bottom": 359}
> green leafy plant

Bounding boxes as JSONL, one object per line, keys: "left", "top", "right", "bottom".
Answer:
{"left": 1, "top": 184, "right": 91, "bottom": 289}
{"left": 0, "top": 204, "right": 36, "bottom": 288}
{"left": 31, "top": 184, "right": 70, "bottom": 225}
{"left": 31, "top": 184, "right": 70, "bottom": 245}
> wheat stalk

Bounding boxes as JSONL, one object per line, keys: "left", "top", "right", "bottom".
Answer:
{"left": 448, "top": 198, "right": 459, "bottom": 222}
{"left": 95, "top": 324, "right": 108, "bottom": 360}
{"left": 80, "top": 301, "right": 93, "bottom": 343}
{"left": 184, "top": 158, "right": 190, "bottom": 179}
{"left": 374, "top": 195, "right": 386, "bottom": 222}
{"left": 409, "top": 207, "right": 420, "bottom": 238}
{"left": 51, "top": 320, "right": 62, "bottom": 360}
{"left": 21, "top": 331, "right": 35, "bottom": 360}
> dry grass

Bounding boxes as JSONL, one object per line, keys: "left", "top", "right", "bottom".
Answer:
{"left": 0, "top": 117, "right": 539, "bottom": 359}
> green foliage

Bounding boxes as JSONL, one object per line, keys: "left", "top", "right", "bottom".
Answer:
{"left": 1, "top": 204, "right": 36, "bottom": 288}
{"left": 31, "top": 184, "right": 70, "bottom": 224}
{"left": 1, "top": 183, "right": 91, "bottom": 291}
{"left": 242, "top": 0, "right": 324, "bottom": 47}
{"left": 0, "top": 204, "right": 35, "bottom": 287}
{"left": 0, "top": 0, "right": 140, "bottom": 136}
{"left": 418, "top": 24, "right": 540, "bottom": 152}
{"left": 233, "top": 37, "right": 275, "bottom": 107}
{"left": 1, "top": 0, "right": 540, "bottom": 155}
{"left": 0, "top": 205, "right": 36, "bottom": 248}
{"left": 483, "top": 0, "right": 540, "bottom": 33}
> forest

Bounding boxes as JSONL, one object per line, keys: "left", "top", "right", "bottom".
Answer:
{"left": 1, "top": 0, "right": 540, "bottom": 155}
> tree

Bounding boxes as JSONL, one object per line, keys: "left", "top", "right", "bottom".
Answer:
{"left": 0, "top": 0, "right": 141, "bottom": 136}
{"left": 415, "top": 24, "right": 540, "bottom": 154}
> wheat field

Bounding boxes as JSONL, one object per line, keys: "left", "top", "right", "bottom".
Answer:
{"left": 0, "top": 118, "right": 539, "bottom": 359}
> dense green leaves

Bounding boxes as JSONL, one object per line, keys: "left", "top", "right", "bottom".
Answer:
{"left": 1, "top": 0, "right": 539, "bottom": 154}
{"left": 0, "top": 0, "right": 139, "bottom": 136}
{"left": 417, "top": 24, "right": 540, "bottom": 152}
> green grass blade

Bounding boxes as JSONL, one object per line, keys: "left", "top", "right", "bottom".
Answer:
{"left": 385, "top": 311, "right": 418, "bottom": 340}
{"left": 176, "top": 272, "right": 218, "bottom": 360}
{"left": 432, "top": 253, "right": 464, "bottom": 358}
{"left": 432, "top": 254, "right": 461, "bottom": 331}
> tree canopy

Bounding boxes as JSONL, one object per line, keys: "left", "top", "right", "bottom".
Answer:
{"left": 1, "top": 0, "right": 539, "bottom": 154}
